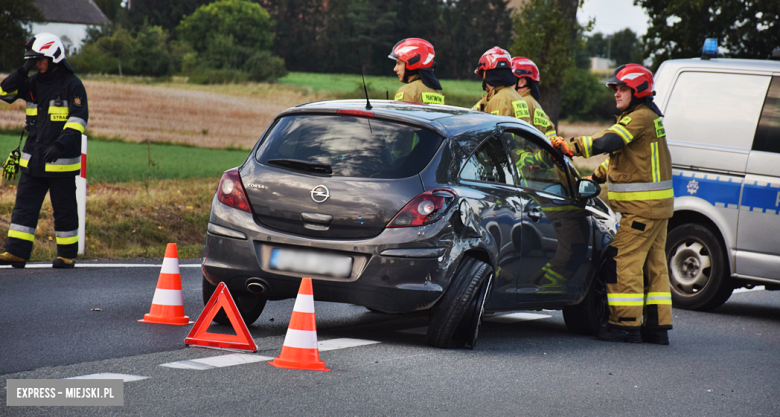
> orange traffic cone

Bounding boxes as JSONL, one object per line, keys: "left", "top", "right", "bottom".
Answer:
{"left": 138, "top": 243, "right": 193, "bottom": 325}
{"left": 270, "top": 278, "right": 329, "bottom": 371}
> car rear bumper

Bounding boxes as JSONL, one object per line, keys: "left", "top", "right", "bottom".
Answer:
{"left": 203, "top": 197, "right": 462, "bottom": 313}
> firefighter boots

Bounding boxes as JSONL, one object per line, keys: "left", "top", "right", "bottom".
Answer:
{"left": 596, "top": 325, "right": 641, "bottom": 343}
{"left": 52, "top": 257, "right": 75, "bottom": 269}
{"left": 0, "top": 252, "right": 26, "bottom": 268}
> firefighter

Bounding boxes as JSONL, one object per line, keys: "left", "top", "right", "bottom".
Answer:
{"left": 551, "top": 64, "right": 673, "bottom": 345}
{"left": 389, "top": 38, "right": 445, "bottom": 105}
{"left": 473, "top": 47, "right": 531, "bottom": 125}
{"left": 512, "top": 57, "right": 557, "bottom": 139}
{"left": 0, "top": 33, "right": 88, "bottom": 269}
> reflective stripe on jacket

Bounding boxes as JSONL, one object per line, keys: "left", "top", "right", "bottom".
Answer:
{"left": 571, "top": 103, "right": 673, "bottom": 219}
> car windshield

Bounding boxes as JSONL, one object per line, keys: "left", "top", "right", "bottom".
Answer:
{"left": 256, "top": 115, "right": 443, "bottom": 179}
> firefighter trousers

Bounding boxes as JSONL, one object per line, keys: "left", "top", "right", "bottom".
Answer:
{"left": 604, "top": 213, "right": 672, "bottom": 330}
{"left": 4, "top": 171, "right": 79, "bottom": 259}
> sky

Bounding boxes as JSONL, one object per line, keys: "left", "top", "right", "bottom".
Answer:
{"left": 578, "top": 0, "right": 651, "bottom": 37}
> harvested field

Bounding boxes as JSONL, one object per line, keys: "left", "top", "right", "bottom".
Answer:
{"left": 0, "top": 76, "right": 326, "bottom": 149}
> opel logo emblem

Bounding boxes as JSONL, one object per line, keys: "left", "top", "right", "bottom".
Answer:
{"left": 311, "top": 185, "right": 330, "bottom": 203}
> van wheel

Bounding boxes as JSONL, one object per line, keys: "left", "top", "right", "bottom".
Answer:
{"left": 563, "top": 263, "right": 608, "bottom": 335}
{"left": 665, "top": 224, "right": 732, "bottom": 310}
{"left": 427, "top": 257, "right": 493, "bottom": 349}
{"left": 202, "top": 276, "right": 266, "bottom": 325}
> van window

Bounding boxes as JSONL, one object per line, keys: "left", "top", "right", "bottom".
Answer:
{"left": 754, "top": 76, "right": 780, "bottom": 154}
{"left": 664, "top": 72, "right": 770, "bottom": 150}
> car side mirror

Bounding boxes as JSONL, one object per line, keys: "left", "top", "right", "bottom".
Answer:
{"left": 577, "top": 178, "right": 601, "bottom": 199}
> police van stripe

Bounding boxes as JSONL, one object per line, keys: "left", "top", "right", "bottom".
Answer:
{"left": 673, "top": 170, "right": 780, "bottom": 214}
{"left": 741, "top": 180, "right": 780, "bottom": 214}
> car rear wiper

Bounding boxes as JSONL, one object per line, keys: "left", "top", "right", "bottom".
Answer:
{"left": 267, "top": 159, "right": 333, "bottom": 174}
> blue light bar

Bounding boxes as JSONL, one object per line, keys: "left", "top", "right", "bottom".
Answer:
{"left": 702, "top": 38, "right": 718, "bottom": 59}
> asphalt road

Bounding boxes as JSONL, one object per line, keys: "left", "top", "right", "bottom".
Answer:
{"left": 1, "top": 261, "right": 778, "bottom": 416}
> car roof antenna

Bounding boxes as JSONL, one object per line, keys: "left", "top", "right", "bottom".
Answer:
{"left": 356, "top": 48, "right": 373, "bottom": 110}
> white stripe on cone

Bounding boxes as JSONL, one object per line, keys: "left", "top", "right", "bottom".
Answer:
{"left": 160, "top": 257, "right": 180, "bottom": 275}
{"left": 292, "top": 294, "right": 315, "bottom": 313}
{"left": 151, "top": 288, "right": 184, "bottom": 306}
{"left": 281, "top": 328, "right": 319, "bottom": 350}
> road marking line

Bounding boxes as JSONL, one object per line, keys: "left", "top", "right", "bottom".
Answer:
{"left": 733, "top": 286, "right": 765, "bottom": 294}
{"left": 483, "top": 312, "right": 552, "bottom": 323}
{"left": 0, "top": 264, "right": 202, "bottom": 269}
{"left": 66, "top": 373, "right": 148, "bottom": 382}
{"left": 318, "top": 338, "right": 380, "bottom": 351}
{"left": 160, "top": 339, "right": 380, "bottom": 370}
{"left": 161, "top": 354, "right": 273, "bottom": 370}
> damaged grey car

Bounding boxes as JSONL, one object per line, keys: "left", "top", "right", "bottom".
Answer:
{"left": 202, "top": 100, "right": 617, "bottom": 349}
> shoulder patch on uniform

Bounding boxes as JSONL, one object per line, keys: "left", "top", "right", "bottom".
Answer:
{"left": 533, "top": 108, "right": 549, "bottom": 127}
{"left": 620, "top": 116, "right": 631, "bottom": 125}
{"left": 511, "top": 100, "right": 529, "bottom": 119}
{"left": 394, "top": 92, "right": 404, "bottom": 101}
{"left": 421, "top": 92, "right": 444, "bottom": 105}
{"left": 654, "top": 118, "right": 665, "bottom": 138}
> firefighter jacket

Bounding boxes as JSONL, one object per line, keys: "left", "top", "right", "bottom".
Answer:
{"left": 569, "top": 102, "right": 672, "bottom": 219}
{"left": 474, "top": 86, "right": 532, "bottom": 125}
{"left": 0, "top": 66, "right": 88, "bottom": 178}
{"left": 394, "top": 75, "right": 444, "bottom": 105}
{"left": 518, "top": 89, "right": 557, "bottom": 139}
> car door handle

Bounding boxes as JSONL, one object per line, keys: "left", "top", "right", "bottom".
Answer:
{"left": 527, "top": 207, "right": 543, "bottom": 222}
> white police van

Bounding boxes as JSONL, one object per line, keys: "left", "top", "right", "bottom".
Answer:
{"left": 653, "top": 41, "right": 780, "bottom": 310}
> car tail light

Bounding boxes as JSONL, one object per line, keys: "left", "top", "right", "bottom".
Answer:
{"left": 387, "top": 189, "right": 456, "bottom": 228}
{"left": 217, "top": 168, "right": 253, "bottom": 213}
{"left": 337, "top": 109, "right": 374, "bottom": 118}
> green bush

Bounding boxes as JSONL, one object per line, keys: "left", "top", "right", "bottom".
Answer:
{"left": 187, "top": 68, "right": 250, "bottom": 85}
{"left": 559, "top": 67, "right": 616, "bottom": 121}
{"left": 126, "top": 24, "right": 171, "bottom": 76}
{"left": 69, "top": 43, "right": 120, "bottom": 74}
{"left": 242, "top": 50, "right": 288, "bottom": 82}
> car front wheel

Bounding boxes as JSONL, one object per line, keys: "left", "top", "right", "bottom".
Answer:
{"left": 427, "top": 256, "right": 493, "bottom": 349}
{"left": 202, "top": 276, "right": 267, "bottom": 325}
{"left": 665, "top": 223, "right": 732, "bottom": 311}
{"left": 563, "top": 262, "right": 608, "bottom": 335}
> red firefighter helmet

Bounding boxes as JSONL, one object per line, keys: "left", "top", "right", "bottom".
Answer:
{"left": 606, "top": 64, "right": 654, "bottom": 98}
{"left": 24, "top": 33, "right": 66, "bottom": 64}
{"left": 388, "top": 38, "right": 436, "bottom": 70}
{"left": 474, "top": 46, "right": 512, "bottom": 76}
{"left": 511, "top": 57, "right": 540, "bottom": 82}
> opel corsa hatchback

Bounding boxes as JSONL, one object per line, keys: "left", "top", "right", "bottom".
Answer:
{"left": 203, "top": 100, "right": 616, "bottom": 348}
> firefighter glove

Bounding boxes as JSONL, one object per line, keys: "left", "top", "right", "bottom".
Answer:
{"left": 2, "top": 150, "right": 21, "bottom": 181}
{"left": 43, "top": 142, "right": 64, "bottom": 163}
{"left": 20, "top": 59, "right": 35, "bottom": 75}
{"left": 550, "top": 136, "right": 574, "bottom": 157}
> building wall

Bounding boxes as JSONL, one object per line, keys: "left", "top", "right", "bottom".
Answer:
{"left": 30, "top": 22, "right": 89, "bottom": 54}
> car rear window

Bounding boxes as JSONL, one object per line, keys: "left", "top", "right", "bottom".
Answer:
{"left": 255, "top": 115, "right": 443, "bottom": 179}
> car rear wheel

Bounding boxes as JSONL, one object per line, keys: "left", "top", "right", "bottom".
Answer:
{"left": 563, "top": 263, "right": 608, "bottom": 335}
{"left": 427, "top": 256, "right": 493, "bottom": 349}
{"left": 202, "top": 276, "right": 267, "bottom": 326}
{"left": 665, "top": 223, "right": 732, "bottom": 311}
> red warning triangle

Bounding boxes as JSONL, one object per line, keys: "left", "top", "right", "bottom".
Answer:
{"left": 185, "top": 282, "right": 258, "bottom": 352}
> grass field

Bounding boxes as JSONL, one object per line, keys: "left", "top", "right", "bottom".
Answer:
{"left": 0, "top": 134, "right": 250, "bottom": 183}
{"left": 278, "top": 72, "right": 485, "bottom": 96}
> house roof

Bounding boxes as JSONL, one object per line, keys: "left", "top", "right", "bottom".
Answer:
{"left": 34, "top": 0, "right": 111, "bottom": 26}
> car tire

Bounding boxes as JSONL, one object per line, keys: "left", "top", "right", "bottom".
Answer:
{"left": 202, "top": 276, "right": 267, "bottom": 325}
{"left": 563, "top": 263, "right": 608, "bottom": 336}
{"left": 665, "top": 223, "right": 732, "bottom": 311}
{"left": 427, "top": 256, "right": 493, "bottom": 349}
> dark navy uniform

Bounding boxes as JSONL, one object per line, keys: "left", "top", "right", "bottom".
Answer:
{"left": 0, "top": 64, "right": 88, "bottom": 259}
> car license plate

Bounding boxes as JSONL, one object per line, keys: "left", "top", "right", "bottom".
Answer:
{"left": 269, "top": 248, "right": 353, "bottom": 278}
